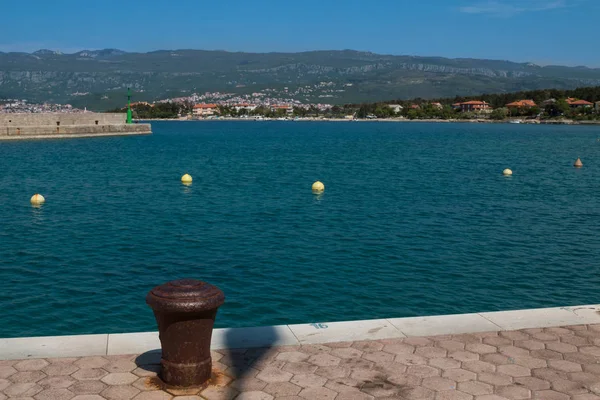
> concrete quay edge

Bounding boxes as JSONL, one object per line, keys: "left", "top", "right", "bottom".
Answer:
{"left": 0, "top": 129, "right": 151, "bottom": 141}
{"left": 1, "top": 304, "right": 599, "bottom": 360}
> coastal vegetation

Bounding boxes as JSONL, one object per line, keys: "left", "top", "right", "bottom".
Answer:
{"left": 113, "top": 85, "right": 600, "bottom": 122}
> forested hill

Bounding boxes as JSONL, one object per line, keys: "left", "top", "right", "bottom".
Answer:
{"left": 1, "top": 49, "right": 600, "bottom": 109}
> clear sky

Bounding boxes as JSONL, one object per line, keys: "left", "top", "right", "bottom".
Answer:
{"left": 1, "top": 0, "right": 598, "bottom": 67}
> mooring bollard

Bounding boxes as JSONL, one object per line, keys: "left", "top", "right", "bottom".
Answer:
{"left": 146, "top": 279, "right": 225, "bottom": 387}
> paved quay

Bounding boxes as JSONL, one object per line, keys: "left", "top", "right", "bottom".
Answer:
{"left": 5, "top": 323, "right": 600, "bottom": 400}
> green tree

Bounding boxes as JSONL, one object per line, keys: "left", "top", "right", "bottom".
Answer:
{"left": 490, "top": 108, "right": 509, "bottom": 120}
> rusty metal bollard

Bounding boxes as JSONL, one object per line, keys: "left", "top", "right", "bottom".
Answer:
{"left": 146, "top": 279, "right": 225, "bottom": 387}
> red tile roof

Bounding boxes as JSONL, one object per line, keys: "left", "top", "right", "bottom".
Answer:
{"left": 568, "top": 99, "right": 593, "bottom": 105}
{"left": 506, "top": 100, "right": 537, "bottom": 107}
{"left": 194, "top": 104, "right": 218, "bottom": 109}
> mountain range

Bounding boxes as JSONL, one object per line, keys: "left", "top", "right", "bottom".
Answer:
{"left": 2, "top": 49, "right": 600, "bottom": 110}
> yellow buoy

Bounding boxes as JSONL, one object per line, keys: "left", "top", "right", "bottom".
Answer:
{"left": 30, "top": 194, "right": 45, "bottom": 205}
{"left": 574, "top": 158, "right": 583, "bottom": 168}
{"left": 312, "top": 181, "right": 325, "bottom": 192}
{"left": 181, "top": 174, "right": 193, "bottom": 184}
{"left": 503, "top": 168, "right": 513, "bottom": 176}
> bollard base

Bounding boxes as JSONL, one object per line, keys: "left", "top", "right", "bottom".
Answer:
{"left": 160, "top": 357, "right": 212, "bottom": 388}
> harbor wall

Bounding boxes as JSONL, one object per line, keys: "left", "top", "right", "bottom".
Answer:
{"left": 0, "top": 113, "right": 128, "bottom": 126}
{"left": 0, "top": 113, "right": 151, "bottom": 139}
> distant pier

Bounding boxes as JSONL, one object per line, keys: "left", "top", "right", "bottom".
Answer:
{"left": 0, "top": 113, "right": 151, "bottom": 140}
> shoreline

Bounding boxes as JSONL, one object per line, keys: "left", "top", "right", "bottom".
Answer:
{"left": 2, "top": 303, "right": 599, "bottom": 360}
{"left": 139, "top": 117, "right": 600, "bottom": 125}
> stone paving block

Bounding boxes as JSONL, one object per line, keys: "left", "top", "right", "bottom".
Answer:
{"left": 9, "top": 371, "right": 47, "bottom": 384}
{"left": 465, "top": 344, "right": 497, "bottom": 355}
{"left": 422, "top": 377, "right": 457, "bottom": 391}
{"left": 497, "top": 364, "right": 531, "bottom": 377}
{"left": 407, "top": 365, "right": 442, "bottom": 378}
{"left": 457, "top": 381, "right": 493, "bottom": 396}
{"left": 435, "top": 391, "right": 474, "bottom": 400}
{"left": 382, "top": 342, "right": 415, "bottom": 355}
{"left": 131, "top": 366, "right": 160, "bottom": 378}
{"left": 323, "top": 376, "right": 361, "bottom": 393}
{"left": 545, "top": 342, "right": 577, "bottom": 354}
{"left": 394, "top": 353, "right": 428, "bottom": 365}
{"left": 38, "top": 376, "right": 77, "bottom": 389}
{"left": 255, "top": 368, "right": 293, "bottom": 383}
{"left": 428, "top": 358, "right": 461, "bottom": 370}
{"left": 331, "top": 348, "right": 364, "bottom": 360}
{"left": 511, "top": 356, "right": 547, "bottom": 369}
{"left": 263, "top": 381, "right": 301, "bottom": 397}
{"left": 71, "top": 395, "right": 106, "bottom": 400}
{"left": 42, "top": 364, "right": 79, "bottom": 377}
{"left": 70, "top": 381, "right": 107, "bottom": 395}
{"left": 131, "top": 391, "right": 173, "bottom": 400}
{"left": 480, "top": 354, "right": 510, "bottom": 366}
{"left": 290, "top": 373, "right": 327, "bottom": 388}
{"left": 362, "top": 351, "right": 394, "bottom": 364}
{"left": 34, "top": 388, "right": 75, "bottom": 400}
{"left": 234, "top": 391, "right": 273, "bottom": 400}
{"left": 100, "top": 385, "right": 141, "bottom": 400}
{"left": 314, "top": 366, "right": 351, "bottom": 379}
{"left": 513, "top": 376, "right": 550, "bottom": 391}
{"left": 477, "top": 372, "right": 513, "bottom": 386}
{"left": 572, "top": 395, "right": 600, "bottom": 400}
{"left": 448, "top": 351, "right": 479, "bottom": 362}
{"left": 442, "top": 368, "right": 476, "bottom": 382}
{"left": 71, "top": 369, "right": 108, "bottom": 381}
{"left": 532, "top": 389, "right": 570, "bottom": 400}
{"left": 103, "top": 361, "right": 137, "bottom": 374}
{"left": 416, "top": 347, "right": 448, "bottom": 359}
{"left": 474, "top": 396, "right": 511, "bottom": 400}
{"left": 298, "top": 386, "right": 338, "bottom": 399}
{"left": 437, "top": 341, "right": 466, "bottom": 352}
{"left": 569, "top": 371, "right": 599, "bottom": 383}
{"left": 462, "top": 361, "right": 495, "bottom": 374}
{"left": 548, "top": 359, "right": 582, "bottom": 372}
{"left": 513, "top": 340, "right": 545, "bottom": 351}
{"left": 4, "top": 382, "right": 43, "bottom": 397}
{"left": 482, "top": 337, "right": 513, "bottom": 347}
{"left": 101, "top": 374, "right": 138, "bottom": 386}
{"left": 335, "top": 391, "right": 375, "bottom": 400}
{"left": 399, "top": 386, "right": 435, "bottom": 400}
{"left": 530, "top": 349, "right": 563, "bottom": 360}
{"left": 281, "top": 362, "right": 317, "bottom": 375}
{"left": 551, "top": 378, "right": 588, "bottom": 395}
{"left": 0, "top": 366, "right": 17, "bottom": 379}
{"left": 15, "top": 360, "right": 50, "bottom": 372}
{"left": 496, "top": 385, "right": 531, "bottom": 399}
{"left": 306, "top": 353, "right": 340, "bottom": 367}
{"left": 74, "top": 358, "right": 108, "bottom": 370}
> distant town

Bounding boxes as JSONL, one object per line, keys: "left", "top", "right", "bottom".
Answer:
{"left": 3, "top": 86, "right": 600, "bottom": 123}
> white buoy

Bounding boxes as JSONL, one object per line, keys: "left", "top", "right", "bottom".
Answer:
{"left": 503, "top": 168, "right": 513, "bottom": 176}
{"left": 312, "top": 181, "right": 325, "bottom": 192}
{"left": 574, "top": 158, "right": 583, "bottom": 168}
{"left": 30, "top": 194, "right": 45, "bottom": 205}
{"left": 181, "top": 174, "right": 193, "bottom": 184}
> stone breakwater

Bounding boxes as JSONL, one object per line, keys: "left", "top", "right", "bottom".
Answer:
{"left": 0, "top": 113, "right": 151, "bottom": 140}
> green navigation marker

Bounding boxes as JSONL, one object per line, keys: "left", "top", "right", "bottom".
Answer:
{"left": 127, "top": 87, "right": 133, "bottom": 124}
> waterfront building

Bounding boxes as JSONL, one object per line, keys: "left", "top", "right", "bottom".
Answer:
{"left": 388, "top": 104, "right": 403, "bottom": 113}
{"left": 453, "top": 100, "right": 492, "bottom": 112}
{"left": 506, "top": 99, "right": 537, "bottom": 108}
{"left": 233, "top": 103, "right": 258, "bottom": 112}
{"left": 566, "top": 98, "right": 594, "bottom": 108}
{"left": 193, "top": 104, "right": 219, "bottom": 117}
{"left": 270, "top": 104, "right": 294, "bottom": 115}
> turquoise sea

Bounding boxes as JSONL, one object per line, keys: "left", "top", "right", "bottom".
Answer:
{"left": 1, "top": 121, "right": 599, "bottom": 338}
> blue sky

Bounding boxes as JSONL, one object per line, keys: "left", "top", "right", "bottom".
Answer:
{"left": 1, "top": 0, "right": 598, "bottom": 67}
